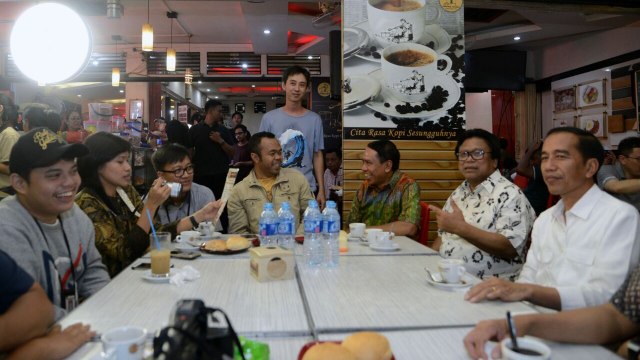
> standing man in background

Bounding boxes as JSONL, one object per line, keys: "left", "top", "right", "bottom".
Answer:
{"left": 188, "top": 99, "right": 234, "bottom": 231}
{"left": 259, "top": 66, "right": 326, "bottom": 208}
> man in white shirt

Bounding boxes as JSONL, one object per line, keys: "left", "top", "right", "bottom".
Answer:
{"left": 323, "top": 149, "right": 343, "bottom": 200}
{"left": 466, "top": 127, "right": 640, "bottom": 310}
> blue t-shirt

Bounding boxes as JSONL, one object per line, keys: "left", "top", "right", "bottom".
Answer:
{"left": 0, "top": 249, "right": 34, "bottom": 313}
{"left": 259, "top": 108, "right": 324, "bottom": 191}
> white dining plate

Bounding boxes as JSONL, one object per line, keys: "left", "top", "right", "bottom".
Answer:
{"left": 344, "top": 75, "right": 381, "bottom": 111}
{"left": 425, "top": 271, "right": 475, "bottom": 291}
{"left": 369, "top": 242, "right": 400, "bottom": 252}
{"left": 365, "top": 69, "right": 460, "bottom": 119}
{"left": 352, "top": 21, "right": 452, "bottom": 63}
{"left": 344, "top": 27, "right": 369, "bottom": 59}
{"left": 142, "top": 269, "right": 176, "bottom": 283}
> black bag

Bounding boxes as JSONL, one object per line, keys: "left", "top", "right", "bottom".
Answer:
{"left": 153, "top": 300, "right": 245, "bottom": 360}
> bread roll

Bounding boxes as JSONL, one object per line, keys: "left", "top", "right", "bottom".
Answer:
{"left": 226, "top": 236, "right": 250, "bottom": 250}
{"left": 302, "top": 343, "right": 358, "bottom": 360}
{"left": 342, "top": 332, "right": 392, "bottom": 360}
{"left": 203, "top": 239, "right": 227, "bottom": 251}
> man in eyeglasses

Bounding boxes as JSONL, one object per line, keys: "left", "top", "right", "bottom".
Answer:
{"left": 465, "top": 127, "right": 640, "bottom": 311}
{"left": 597, "top": 136, "right": 640, "bottom": 212}
{"left": 151, "top": 143, "right": 222, "bottom": 231}
{"left": 430, "top": 129, "right": 536, "bottom": 280}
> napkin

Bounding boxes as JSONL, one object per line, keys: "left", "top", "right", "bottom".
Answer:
{"left": 169, "top": 265, "right": 201, "bottom": 286}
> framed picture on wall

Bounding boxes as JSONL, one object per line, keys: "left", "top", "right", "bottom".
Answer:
{"left": 552, "top": 116, "right": 575, "bottom": 128}
{"left": 577, "top": 113, "right": 607, "bottom": 138}
{"left": 553, "top": 86, "right": 576, "bottom": 113}
{"left": 577, "top": 79, "right": 607, "bottom": 109}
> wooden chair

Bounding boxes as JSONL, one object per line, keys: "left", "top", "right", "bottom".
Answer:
{"left": 418, "top": 201, "right": 430, "bottom": 246}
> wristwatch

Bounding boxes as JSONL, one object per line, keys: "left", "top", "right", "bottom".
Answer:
{"left": 189, "top": 216, "right": 199, "bottom": 229}
{"left": 629, "top": 340, "right": 640, "bottom": 360}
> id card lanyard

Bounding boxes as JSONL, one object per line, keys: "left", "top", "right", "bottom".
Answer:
{"left": 32, "top": 215, "right": 79, "bottom": 311}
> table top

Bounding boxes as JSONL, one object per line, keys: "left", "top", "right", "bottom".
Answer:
{"left": 60, "top": 258, "right": 310, "bottom": 335}
{"left": 342, "top": 236, "right": 438, "bottom": 256}
{"left": 299, "top": 255, "right": 536, "bottom": 331}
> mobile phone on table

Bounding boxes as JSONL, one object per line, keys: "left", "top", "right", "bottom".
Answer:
{"left": 170, "top": 250, "right": 201, "bottom": 260}
{"left": 131, "top": 262, "right": 175, "bottom": 270}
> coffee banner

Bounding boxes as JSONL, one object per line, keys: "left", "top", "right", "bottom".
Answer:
{"left": 343, "top": 0, "right": 465, "bottom": 140}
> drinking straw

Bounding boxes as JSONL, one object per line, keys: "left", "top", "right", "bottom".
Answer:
{"left": 147, "top": 209, "right": 161, "bottom": 249}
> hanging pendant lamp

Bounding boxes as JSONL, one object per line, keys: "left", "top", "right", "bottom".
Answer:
{"left": 112, "top": 37, "right": 120, "bottom": 86}
{"left": 166, "top": 12, "right": 176, "bottom": 71}
{"left": 141, "top": 0, "right": 153, "bottom": 51}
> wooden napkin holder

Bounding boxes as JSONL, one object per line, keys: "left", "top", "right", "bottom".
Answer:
{"left": 249, "top": 246, "right": 294, "bottom": 282}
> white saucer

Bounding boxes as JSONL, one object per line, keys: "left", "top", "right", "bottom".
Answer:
{"left": 175, "top": 242, "right": 200, "bottom": 251}
{"left": 344, "top": 75, "right": 381, "bottom": 111}
{"left": 370, "top": 242, "right": 400, "bottom": 251}
{"left": 352, "top": 21, "right": 452, "bottom": 63}
{"left": 142, "top": 269, "right": 176, "bottom": 283}
{"left": 344, "top": 27, "right": 369, "bottom": 59}
{"left": 425, "top": 272, "right": 474, "bottom": 291}
{"left": 365, "top": 69, "right": 461, "bottom": 119}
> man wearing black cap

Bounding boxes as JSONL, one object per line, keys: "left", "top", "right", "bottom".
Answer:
{"left": 0, "top": 128, "right": 109, "bottom": 320}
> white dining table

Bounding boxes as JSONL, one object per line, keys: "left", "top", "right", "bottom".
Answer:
{"left": 341, "top": 235, "right": 439, "bottom": 256}
{"left": 298, "top": 255, "right": 537, "bottom": 332}
{"left": 62, "top": 239, "right": 617, "bottom": 360}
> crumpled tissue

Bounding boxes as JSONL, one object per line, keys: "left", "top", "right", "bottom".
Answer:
{"left": 169, "top": 265, "right": 201, "bottom": 286}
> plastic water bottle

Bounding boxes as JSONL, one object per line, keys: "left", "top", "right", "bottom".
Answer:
{"left": 303, "top": 200, "right": 323, "bottom": 267}
{"left": 322, "top": 201, "right": 340, "bottom": 268}
{"left": 277, "top": 202, "right": 295, "bottom": 250}
{"left": 258, "top": 203, "right": 278, "bottom": 246}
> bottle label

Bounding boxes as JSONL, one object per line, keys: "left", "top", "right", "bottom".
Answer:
{"left": 259, "top": 223, "right": 278, "bottom": 236}
{"left": 278, "top": 222, "right": 293, "bottom": 235}
{"left": 304, "top": 219, "right": 322, "bottom": 233}
{"left": 325, "top": 220, "right": 340, "bottom": 233}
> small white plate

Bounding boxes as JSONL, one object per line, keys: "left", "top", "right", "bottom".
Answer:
{"left": 369, "top": 242, "right": 400, "bottom": 251}
{"left": 142, "top": 269, "right": 176, "bottom": 283}
{"left": 347, "top": 235, "right": 365, "bottom": 242}
{"left": 344, "top": 27, "right": 369, "bottom": 58}
{"left": 365, "top": 69, "right": 460, "bottom": 119}
{"left": 425, "top": 272, "right": 474, "bottom": 291}
{"left": 352, "top": 21, "right": 452, "bottom": 63}
{"left": 344, "top": 75, "right": 381, "bottom": 111}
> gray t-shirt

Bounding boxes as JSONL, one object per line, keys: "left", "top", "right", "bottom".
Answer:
{"left": 154, "top": 182, "right": 222, "bottom": 231}
{"left": 259, "top": 108, "right": 324, "bottom": 191}
{"left": 597, "top": 162, "right": 640, "bottom": 212}
{"left": 0, "top": 196, "right": 110, "bottom": 320}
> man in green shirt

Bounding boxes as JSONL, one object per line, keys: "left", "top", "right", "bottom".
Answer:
{"left": 347, "top": 140, "right": 420, "bottom": 237}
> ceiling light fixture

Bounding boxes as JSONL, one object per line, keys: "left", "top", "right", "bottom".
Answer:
{"left": 166, "top": 11, "right": 177, "bottom": 72}
{"left": 263, "top": 29, "right": 271, "bottom": 35}
{"left": 185, "top": 34, "right": 193, "bottom": 84}
{"left": 119, "top": 90, "right": 124, "bottom": 93}
{"left": 513, "top": 36, "right": 521, "bottom": 41}
{"left": 112, "top": 37, "right": 120, "bottom": 86}
{"left": 142, "top": 0, "right": 153, "bottom": 51}
{"left": 10, "top": 3, "right": 91, "bottom": 85}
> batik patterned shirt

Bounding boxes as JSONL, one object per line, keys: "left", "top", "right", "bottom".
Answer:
{"left": 347, "top": 171, "right": 421, "bottom": 229}
{"left": 438, "top": 170, "right": 536, "bottom": 280}
{"left": 612, "top": 264, "right": 640, "bottom": 324}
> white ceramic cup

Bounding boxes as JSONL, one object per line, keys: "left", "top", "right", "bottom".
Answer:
{"left": 197, "top": 221, "right": 215, "bottom": 237}
{"left": 367, "top": 0, "right": 440, "bottom": 48}
{"left": 437, "top": 258, "right": 465, "bottom": 283}
{"left": 376, "top": 231, "right": 395, "bottom": 244}
{"left": 349, "top": 223, "right": 366, "bottom": 237}
{"left": 500, "top": 337, "right": 551, "bottom": 360}
{"left": 381, "top": 42, "right": 452, "bottom": 102}
{"left": 176, "top": 230, "right": 201, "bottom": 243}
{"left": 365, "top": 228, "right": 383, "bottom": 243}
{"left": 101, "top": 326, "right": 147, "bottom": 360}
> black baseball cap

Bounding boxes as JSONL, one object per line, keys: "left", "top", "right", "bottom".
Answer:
{"left": 10, "top": 127, "right": 89, "bottom": 176}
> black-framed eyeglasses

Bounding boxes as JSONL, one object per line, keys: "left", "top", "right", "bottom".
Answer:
{"left": 234, "top": 132, "right": 244, "bottom": 136}
{"left": 159, "top": 164, "right": 194, "bottom": 177}
{"left": 456, "top": 150, "right": 491, "bottom": 161}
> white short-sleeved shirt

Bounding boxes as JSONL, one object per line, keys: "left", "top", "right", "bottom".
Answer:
{"left": 518, "top": 184, "right": 640, "bottom": 310}
{"left": 439, "top": 170, "right": 537, "bottom": 280}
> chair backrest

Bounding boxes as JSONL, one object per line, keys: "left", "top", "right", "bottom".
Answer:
{"left": 418, "top": 201, "right": 430, "bottom": 246}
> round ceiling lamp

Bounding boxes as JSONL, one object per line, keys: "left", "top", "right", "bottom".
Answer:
{"left": 10, "top": 3, "right": 91, "bottom": 85}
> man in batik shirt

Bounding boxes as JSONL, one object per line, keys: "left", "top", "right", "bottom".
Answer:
{"left": 430, "top": 129, "right": 536, "bottom": 281}
{"left": 346, "top": 140, "right": 420, "bottom": 238}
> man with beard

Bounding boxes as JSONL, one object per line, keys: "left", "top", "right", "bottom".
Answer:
{"left": 151, "top": 143, "right": 222, "bottom": 231}
{"left": 430, "top": 129, "right": 536, "bottom": 281}
{"left": 346, "top": 140, "right": 420, "bottom": 237}
{"left": 227, "top": 132, "right": 314, "bottom": 235}
{"left": 259, "top": 66, "right": 325, "bottom": 208}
